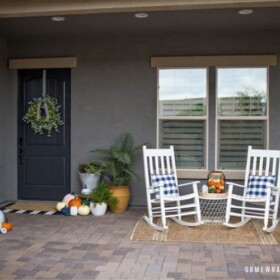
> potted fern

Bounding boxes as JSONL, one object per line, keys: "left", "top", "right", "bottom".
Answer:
{"left": 91, "top": 132, "right": 149, "bottom": 213}
{"left": 88, "top": 182, "right": 118, "bottom": 216}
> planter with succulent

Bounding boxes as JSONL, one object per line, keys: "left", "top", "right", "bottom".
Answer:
{"left": 88, "top": 182, "right": 118, "bottom": 216}
{"left": 91, "top": 132, "right": 150, "bottom": 213}
{"left": 78, "top": 162, "right": 105, "bottom": 193}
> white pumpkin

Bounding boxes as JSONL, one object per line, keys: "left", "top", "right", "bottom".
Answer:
{"left": 78, "top": 204, "right": 90, "bottom": 216}
{"left": 56, "top": 201, "right": 67, "bottom": 212}
{"left": 81, "top": 188, "right": 91, "bottom": 195}
{"left": 70, "top": 206, "right": 78, "bottom": 216}
{"left": 62, "top": 193, "right": 75, "bottom": 205}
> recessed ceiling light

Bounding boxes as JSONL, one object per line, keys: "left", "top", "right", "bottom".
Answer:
{"left": 134, "top": 12, "right": 148, "bottom": 19}
{"left": 51, "top": 16, "right": 65, "bottom": 22}
{"left": 238, "top": 9, "right": 254, "bottom": 15}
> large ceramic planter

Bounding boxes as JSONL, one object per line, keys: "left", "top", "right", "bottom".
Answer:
{"left": 109, "top": 185, "right": 131, "bottom": 213}
{"left": 90, "top": 202, "right": 107, "bottom": 216}
{"left": 79, "top": 173, "right": 100, "bottom": 192}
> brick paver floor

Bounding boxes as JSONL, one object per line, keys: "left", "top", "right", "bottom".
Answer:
{"left": 0, "top": 209, "right": 279, "bottom": 279}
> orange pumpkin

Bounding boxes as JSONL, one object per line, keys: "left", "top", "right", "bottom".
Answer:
{"left": 2, "top": 222, "right": 12, "bottom": 232}
{"left": 62, "top": 193, "right": 75, "bottom": 205}
{"left": 68, "top": 197, "right": 82, "bottom": 208}
{"left": 213, "top": 181, "right": 219, "bottom": 188}
{"left": 208, "top": 179, "right": 214, "bottom": 187}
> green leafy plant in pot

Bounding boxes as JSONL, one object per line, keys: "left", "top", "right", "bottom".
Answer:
{"left": 78, "top": 161, "right": 105, "bottom": 193}
{"left": 88, "top": 182, "right": 118, "bottom": 216}
{"left": 91, "top": 132, "right": 150, "bottom": 213}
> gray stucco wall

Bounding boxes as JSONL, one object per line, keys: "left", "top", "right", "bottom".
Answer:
{"left": 4, "top": 30, "right": 280, "bottom": 206}
{"left": 0, "top": 38, "right": 17, "bottom": 202}
{"left": 0, "top": 38, "right": 7, "bottom": 201}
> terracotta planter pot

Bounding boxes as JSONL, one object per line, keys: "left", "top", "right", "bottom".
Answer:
{"left": 109, "top": 185, "right": 131, "bottom": 213}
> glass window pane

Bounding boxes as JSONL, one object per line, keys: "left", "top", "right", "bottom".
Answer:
{"left": 218, "top": 120, "right": 266, "bottom": 169}
{"left": 159, "top": 120, "right": 205, "bottom": 169}
{"left": 217, "top": 68, "right": 267, "bottom": 117}
{"left": 159, "top": 69, "right": 207, "bottom": 116}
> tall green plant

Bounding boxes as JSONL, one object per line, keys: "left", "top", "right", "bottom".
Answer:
{"left": 91, "top": 132, "right": 150, "bottom": 186}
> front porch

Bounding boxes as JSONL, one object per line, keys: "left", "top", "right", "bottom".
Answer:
{"left": 1, "top": 2, "right": 280, "bottom": 278}
{"left": 1, "top": 1, "right": 280, "bottom": 206}
{"left": 0, "top": 209, "right": 279, "bottom": 279}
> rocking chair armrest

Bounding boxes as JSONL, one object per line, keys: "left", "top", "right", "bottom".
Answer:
{"left": 148, "top": 185, "right": 159, "bottom": 189}
{"left": 178, "top": 181, "right": 200, "bottom": 188}
{"left": 226, "top": 182, "right": 245, "bottom": 189}
{"left": 266, "top": 184, "right": 278, "bottom": 191}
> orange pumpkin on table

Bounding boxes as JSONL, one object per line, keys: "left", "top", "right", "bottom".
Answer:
{"left": 214, "top": 181, "right": 220, "bottom": 188}
{"left": 68, "top": 197, "right": 82, "bottom": 208}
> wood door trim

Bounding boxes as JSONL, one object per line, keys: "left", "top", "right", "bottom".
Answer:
{"left": 151, "top": 55, "right": 277, "bottom": 68}
{"left": 9, "top": 57, "right": 77, "bottom": 69}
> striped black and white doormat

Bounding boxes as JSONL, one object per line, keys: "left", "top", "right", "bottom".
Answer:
{"left": 0, "top": 202, "right": 60, "bottom": 215}
{"left": 1, "top": 208, "right": 60, "bottom": 215}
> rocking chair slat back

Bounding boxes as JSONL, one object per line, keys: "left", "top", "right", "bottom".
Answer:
{"left": 244, "top": 146, "right": 280, "bottom": 191}
{"left": 143, "top": 146, "right": 178, "bottom": 187}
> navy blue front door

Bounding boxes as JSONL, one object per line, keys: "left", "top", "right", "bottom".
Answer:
{"left": 18, "top": 69, "right": 71, "bottom": 201}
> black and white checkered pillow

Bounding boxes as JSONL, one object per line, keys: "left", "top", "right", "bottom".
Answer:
{"left": 245, "top": 175, "right": 276, "bottom": 199}
{"left": 151, "top": 173, "right": 179, "bottom": 199}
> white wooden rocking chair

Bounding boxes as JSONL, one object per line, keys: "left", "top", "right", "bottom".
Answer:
{"left": 224, "top": 146, "right": 280, "bottom": 233}
{"left": 142, "top": 146, "right": 203, "bottom": 231}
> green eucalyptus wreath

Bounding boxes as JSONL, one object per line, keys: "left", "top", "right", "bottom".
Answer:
{"left": 22, "top": 95, "right": 63, "bottom": 137}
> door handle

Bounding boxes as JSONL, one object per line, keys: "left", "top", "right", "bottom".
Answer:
{"left": 19, "top": 147, "right": 24, "bottom": 165}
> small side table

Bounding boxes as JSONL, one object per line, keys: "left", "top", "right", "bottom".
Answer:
{"left": 198, "top": 192, "right": 228, "bottom": 224}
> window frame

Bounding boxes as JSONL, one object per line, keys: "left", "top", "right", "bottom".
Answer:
{"left": 156, "top": 67, "right": 209, "bottom": 178}
{"left": 155, "top": 64, "right": 270, "bottom": 180}
{"left": 215, "top": 66, "right": 269, "bottom": 177}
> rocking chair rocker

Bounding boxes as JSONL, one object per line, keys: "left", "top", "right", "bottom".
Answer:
{"left": 142, "top": 146, "right": 203, "bottom": 231}
{"left": 224, "top": 146, "right": 280, "bottom": 233}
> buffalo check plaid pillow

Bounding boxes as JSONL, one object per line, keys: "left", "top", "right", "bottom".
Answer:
{"left": 151, "top": 173, "right": 179, "bottom": 199}
{"left": 245, "top": 175, "right": 276, "bottom": 199}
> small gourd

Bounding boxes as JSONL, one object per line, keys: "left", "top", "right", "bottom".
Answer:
{"left": 2, "top": 222, "right": 12, "bottom": 232}
{"left": 78, "top": 204, "right": 90, "bottom": 216}
{"left": 68, "top": 197, "right": 82, "bottom": 208}
{"left": 81, "top": 186, "right": 91, "bottom": 195}
{"left": 56, "top": 201, "right": 67, "bottom": 212}
{"left": 70, "top": 206, "right": 78, "bottom": 216}
{"left": 82, "top": 198, "right": 90, "bottom": 206}
{"left": 60, "top": 206, "right": 70, "bottom": 216}
{"left": 62, "top": 193, "right": 75, "bottom": 205}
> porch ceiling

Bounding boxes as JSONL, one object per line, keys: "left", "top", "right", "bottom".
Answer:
{"left": 0, "top": 0, "right": 279, "bottom": 18}
{"left": 0, "top": 6, "right": 280, "bottom": 40}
